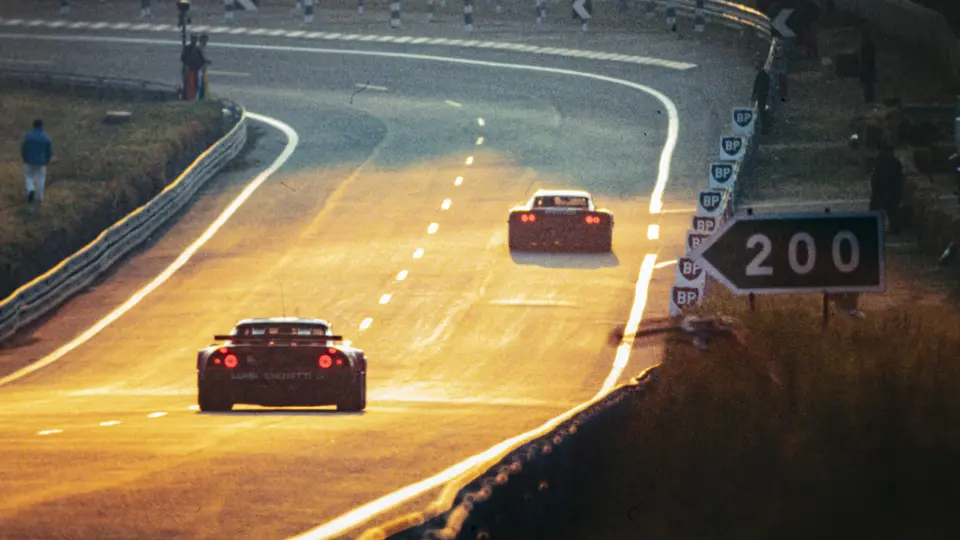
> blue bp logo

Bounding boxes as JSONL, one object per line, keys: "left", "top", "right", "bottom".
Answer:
{"left": 699, "top": 191, "right": 723, "bottom": 212}
{"left": 733, "top": 109, "right": 754, "bottom": 128}
{"left": 677, "top": 257, "right": 703, "bottom": 281}
{"left": 721, "top": 136, "right": 744, "bottom": 157}
{"left": 710, "top": 163, "right": 734, "bottom": 184}
{"left": 672, "top": 286, "right": 700, "bottom": 308}
{"left": 686, "top": 232, "right": 707, "bottom": 252}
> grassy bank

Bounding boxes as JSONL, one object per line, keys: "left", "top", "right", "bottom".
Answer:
{"left": 0, "top": 88, "right": 226, "bottom": 299}
{"left": 565, "top": 290, "right": 960, "bottom": 539}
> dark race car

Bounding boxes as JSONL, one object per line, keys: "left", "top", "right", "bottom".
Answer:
{"left": 508, "top": 189, "right": 614, "bottom": 252}
{"left": 196, "top": 318, "right": 367, "bottom": 412}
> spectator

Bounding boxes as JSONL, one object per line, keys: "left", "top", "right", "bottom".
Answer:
{"left": 21, "top": 119, "right": 53, "bottom": 203}
{"left": 180, "top": 33, "right": 207, "bottom": 100}
{"left": 869, "top": 142, "right": 904, "bottom": 234}
{"left": 859, "top": 27, "right": 877, "bottom": 103}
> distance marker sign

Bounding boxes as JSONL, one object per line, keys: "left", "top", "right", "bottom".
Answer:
{"left": 689, "top": 211, "right": 885, "bottom": 295}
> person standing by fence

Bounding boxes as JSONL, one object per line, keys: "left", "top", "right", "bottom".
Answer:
{"left": 21, "top": 119, "right": 53, "bottom": 203}
{"left": 180, "top": 33, "right": 207, "bottom": 100}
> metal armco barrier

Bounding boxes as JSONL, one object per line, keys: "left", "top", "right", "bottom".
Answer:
{"left": 368, "top": 13, "right": 786, "bottom": 537}
{"left": 0, "top": 71, "right": 247, "bottom": 345}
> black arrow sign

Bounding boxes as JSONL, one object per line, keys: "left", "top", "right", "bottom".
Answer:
{"left": 689, "top": 211, "right": 886, "bottom": 294}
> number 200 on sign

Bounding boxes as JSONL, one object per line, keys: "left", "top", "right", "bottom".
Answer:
{"left": 745, "top": 231, "right": 860, "bottom": 276}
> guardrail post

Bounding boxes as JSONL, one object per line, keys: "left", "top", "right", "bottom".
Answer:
{"left": 645, "top": 0, "right": 655, "bottom": 19}
{"left": 665, "top": 0, "right": 676, "bottom": 28}
{"left": 463, "top": 0, "right": 473, "bottom": 32}
{"left": 141, "top": 0, "right": 152, "bottom": 19}
{"left": 389, "top": 0, "right": 400, "bottom": 27}
{"left": 304, "top": 0, "right": 315, "bottom": 24}
{"left": 536, "top": 0, "right": 545, "bottom": 24}
{"left": 694, "top": 0, "right": 705, "bottom": 32}
{"left": 223, "top": 0, "right": 234, "bottom": 23}
{"left": 60, "top": 0, "right": 69, "bottom": 17}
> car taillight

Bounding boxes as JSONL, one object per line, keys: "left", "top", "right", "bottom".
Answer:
{"left": 319, "top": 354, "right": 333, "bottom": 368}
{"left": 520, "top": 213, "right": 536, "bottom": 223}
{"left": 585, "top": 215, "right": 601, "bottom": 225}
{"left": 223, "top": 354, "right": 238, "bottom": 368}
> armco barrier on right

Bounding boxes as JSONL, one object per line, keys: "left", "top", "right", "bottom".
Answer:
{"left": 0, "top": 70, "right": 247, "bottom": 345}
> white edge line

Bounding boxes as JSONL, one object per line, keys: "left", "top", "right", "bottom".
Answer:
{"left": 0, "top": 112, "right": 299, "bottom": 388}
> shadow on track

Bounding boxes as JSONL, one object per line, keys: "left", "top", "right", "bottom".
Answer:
{"left": 198, "top": 408, "right": 364, "bottom": 416}
{"left": 509, "top": 251, "right": 620, "bottom": 269}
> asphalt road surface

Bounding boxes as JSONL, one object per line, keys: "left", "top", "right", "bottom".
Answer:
{"left": 0, "top": 28, "right": 754, "bottom": 539}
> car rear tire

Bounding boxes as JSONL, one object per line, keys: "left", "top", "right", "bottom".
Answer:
{"left": 198, "top": 384, "right": 233, "bottom": 412}
{"left": 337, "top": 373, "right": 366, "bottom": 412}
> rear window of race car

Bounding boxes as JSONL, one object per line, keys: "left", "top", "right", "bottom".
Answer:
{"left": 534, "top": 196, "right": 589, "bottom": 208}
{"left": 233, "top": 323, "right": 331, "bottom": 337}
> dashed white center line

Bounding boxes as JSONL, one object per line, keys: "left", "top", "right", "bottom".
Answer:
{"left": 359, "top": 317, "right": 373, "bottom": 331}
{"left": 476, "top": 136, "right": 484, "bottom": 145}
{"left": 413, "top": 248, "right": 424, "bottom": 259}
{"left": 427, "top": 223, "right": 439, "bottom": 234}
{"left": 99, "top": 420, "right": 121, "bottom": 427}
{"left": 379, "top": 294, "right": 392, "bottom": 305}
{"left": 441, "top": 199, "right": 451, "bottom": 210}
{"left": 396, "top": 270, "right": 408, "bottom": 281}
{"left": 444, "top": 99, "right": 463, "bottom": 108}
{"left": 465, "top": 156, "right": 474, "bottom": 165}
{"left": 454, "top": 176, "right": 463, "bottom": 186}
{"left": 647, "top": 224, "right": 660, "bottom": 240}
{"left": 208, "top": 70, "right": 251, "bottom": 77}
{"left": 147, "top": 412, "right": 167, "bottom": 418}
{"left": 37, "top": 429, "right": 62, "bottom": 436}
{"left": 188, "top": 405, "right": 200, "bottom": 411}
{"left": 477, "top": 118, "right": 485, "bottom": 127}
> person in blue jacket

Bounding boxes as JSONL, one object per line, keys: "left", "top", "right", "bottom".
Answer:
{"left": 21, "top": 119, "right": 53, "bottom": 203}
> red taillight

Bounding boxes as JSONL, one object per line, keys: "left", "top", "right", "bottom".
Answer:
{"left": 319, "top": 354, "right": 333, "bottom": 368}
{"left": 585, "top": 215, "right": 601, "bottom": 225}
{"left": 528, "top": 213, "right": 536, "bottom": 222}
{"left": 520, "top": 213, "right": 536, "bottom": 223}
{"left": 223, "top": 354, "right": 238, "bottom": 368}
{"left": 336, "top": 358, "right": 343, "bottom": 366}
{"left": 214, "top": 358, "right": 221, "bottom": 365}
{"left": 218, "top": 347, "right": 229, "bottom": 354}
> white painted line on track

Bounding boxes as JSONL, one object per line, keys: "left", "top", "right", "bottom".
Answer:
{"left": 359, "top": 318, "right": 373, "bottom": 331}
{"left": 441, "top": 199, "right": 451, "bottom": 210}
{"left": 477, "top": 118, "right": 485, "bottom": 127}
{"left": 147, "top": 412, "right": 167, "bottom": 418}
{"left": 379, "top": 294, "right": 392, "bottom": 305}
{"left": 358, "top": 82, "right": 389, "bottom": 91}
{"left": 647, "top": 223, "right": 659, "bottom": 240}
{"left": 427, "top": 223, "right": 439, "bottom": 234}
{"left": 454, "top": 176, "right": 463, "bottom": 186}
{"left": 208, "top": 70, "right": 251, "bottom": 77}
{"left": 413, "top": 248, "right": 424, "bottom": 259}
{"left": 654, "top": 259, "right": 677, "bottom": 269}
{"left": 444, "top": 99, "right": 463, "bottom": 108}
{"left": 188, "top": 405, "right": 200, "bottom": 411}
{"left": 0, "top": 58, "right": 52, "bottom": 65}
{"left": 99, "top": 420, "right": 121, "bottom": 427}
{"left": 465, "top": 156, "right": 474, "bottom": 165}
{"left": 37, "top": 429, "right": 62, "bottom": 436}
{"left": 475, "top": 136, "right": 484, "bottom": 145}
{"left": 0, "top": 112, "right": 299, "bottom": 388}
{"left": 396, "top": 270, "right": 408, "bottom": 281}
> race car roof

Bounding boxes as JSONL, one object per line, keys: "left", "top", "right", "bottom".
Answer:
{"left": 234, "top": 317, "right": 331, "bottom": 327}
{"left": 532, "top": 188, "right": 592, "bottom": 199}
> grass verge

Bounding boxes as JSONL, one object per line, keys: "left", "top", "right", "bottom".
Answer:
{"left": 566, "top": 288, "right": 960, "bottom": 540}
{"left": 0, "top": 88, "right": 228, "bottom": 299}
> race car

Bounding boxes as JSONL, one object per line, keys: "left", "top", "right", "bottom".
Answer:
{"left": 196, "top": 318, "right": 367, "bottom": 412}
{"left": 507, "top": 189, "right": 613, "bottom": 252}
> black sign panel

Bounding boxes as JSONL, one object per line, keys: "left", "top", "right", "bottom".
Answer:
{"left": 698, "top": 191, "right": 723, "bottom": 213}
{"left": 689, "top": 212, "right": 885, "bottom": 294}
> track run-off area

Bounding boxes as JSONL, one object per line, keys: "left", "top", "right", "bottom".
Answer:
{"left": 0, "top": 26, "right": 756, "bottom": 539}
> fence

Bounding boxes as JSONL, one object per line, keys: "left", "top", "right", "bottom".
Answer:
{"left": 0, "top": 71, "right": 247, "bottom": 344}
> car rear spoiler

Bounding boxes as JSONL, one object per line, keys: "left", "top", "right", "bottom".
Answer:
{"left": 214, "top": 334, "right": 344, "bottom": 342}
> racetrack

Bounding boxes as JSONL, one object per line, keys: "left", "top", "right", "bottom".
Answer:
{"left": 0, "top": 28, "right": 754, "bottom": 539}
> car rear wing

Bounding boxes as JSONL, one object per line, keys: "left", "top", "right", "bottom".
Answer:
{"left": 214, "top": 334, "right": 344, "bottom": 342}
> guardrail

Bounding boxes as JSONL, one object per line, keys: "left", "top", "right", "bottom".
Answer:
{"left": 0, "top": 71, "right": 247, "bottom": 344}
{"left": 357, "top": 10, "right": 783, "bottom": 540}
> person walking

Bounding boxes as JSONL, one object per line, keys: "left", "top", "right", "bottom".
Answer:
{"left": 869, "top": 142, "right": 904, "bottom": 234}
{"left": 180, "top": 33, "right": 206, "bottom": 100}
{"left": 21, "top": 119, "right": 53, "bottom": 203}
{"left": 859, "top": 28, "right": 877, "bottom": 103}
